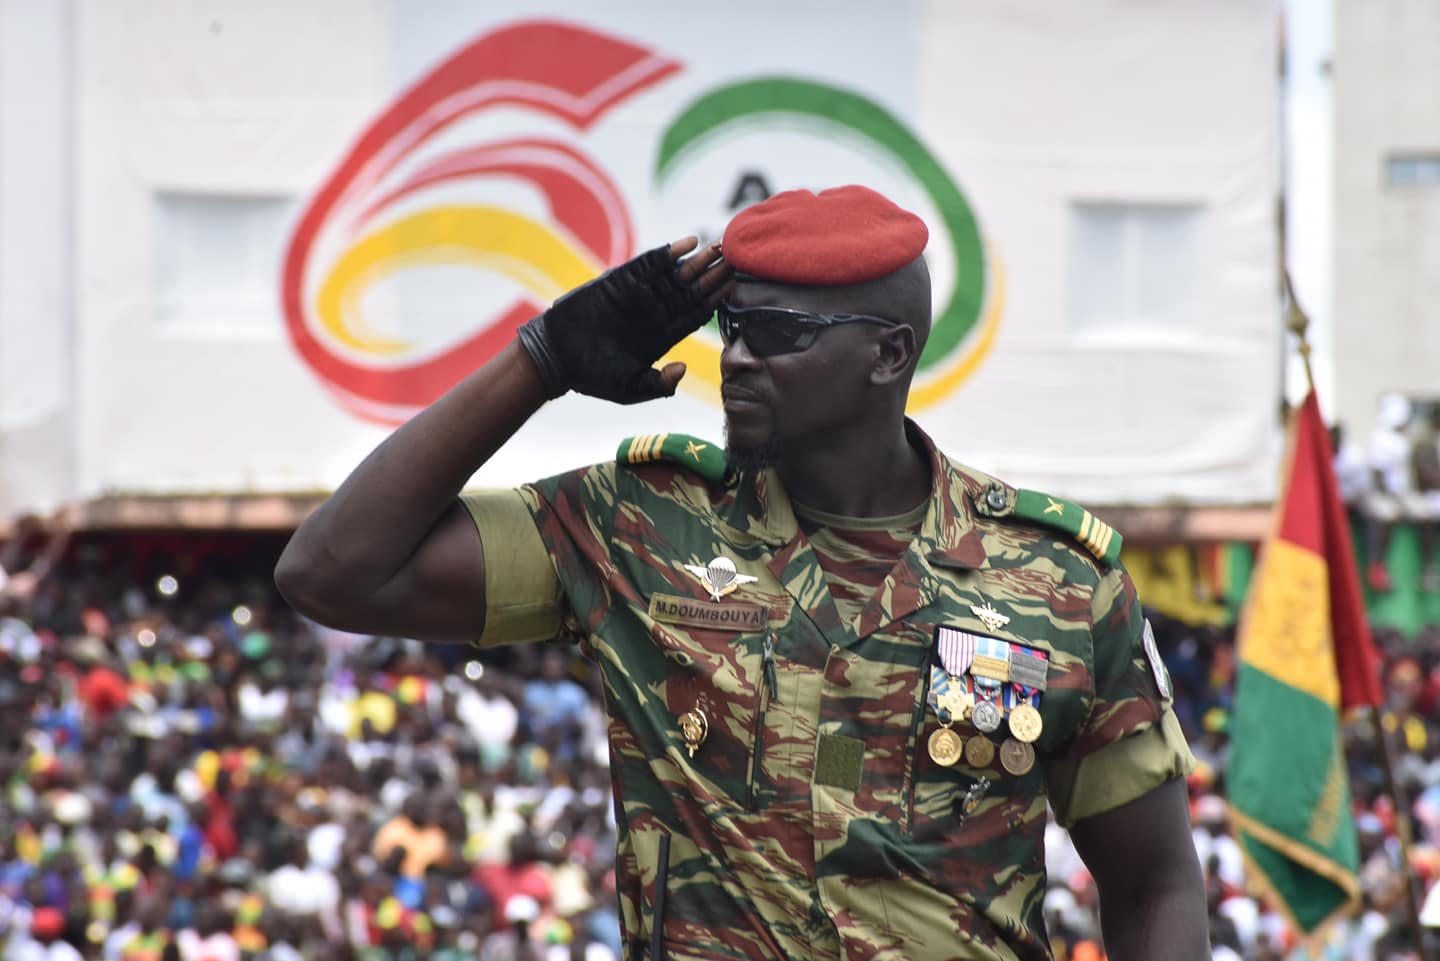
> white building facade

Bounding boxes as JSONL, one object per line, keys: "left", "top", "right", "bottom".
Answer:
{"left": 1333, "top": 0, "right": 1440, "bottom": 434}
{"left": 0, "top": 0, "right": 1284, "bottom": 522}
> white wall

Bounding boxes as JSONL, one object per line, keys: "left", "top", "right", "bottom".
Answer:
{"left": 1333, "top": 0, "right": 1440, "bottom": 434}
{"left": 0, "top": 0, "right": 1284, "bottom": 516}
{"left": 0, "top": 0, "right": 75, "bottom": 515}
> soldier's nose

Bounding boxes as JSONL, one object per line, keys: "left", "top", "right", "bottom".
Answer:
{"left": 720, "top": 332, "right": 761, "bottom": 376}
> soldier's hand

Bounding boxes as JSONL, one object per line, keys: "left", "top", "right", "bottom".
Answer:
{"left": 516, "top": 238, "right": 731, "bottom": 404}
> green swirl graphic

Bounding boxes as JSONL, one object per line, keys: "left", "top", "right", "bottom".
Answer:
{"left": 656, "top": 77, "right": 985, "bottom": 372}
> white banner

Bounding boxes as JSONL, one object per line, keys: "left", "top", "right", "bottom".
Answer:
{"left": 3, "top": 0, "right": 1281, "bottom": 517}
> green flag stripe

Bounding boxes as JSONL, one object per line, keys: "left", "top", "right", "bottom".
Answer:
{"left": 1228, "top": 664, "right": 1360, "bottom": 932}
{"left": 1236, "top": 825, "right": 1354, "bottom": 933}
{"left": 654, "top": 78, "right": 986, "bottom": 373}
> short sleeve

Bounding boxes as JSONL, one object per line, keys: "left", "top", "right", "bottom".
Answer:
{"left": 1047, "top": 710, "right": 1195, "bottom": 827}
{"left": 460, "top": 489, "right": 564, "bottom": 647}
{"left": 1044, "top": 562, "right": 1195, "bottom": 826}
{"left": 516, "top": 462, "right": 620, "bottom": 639}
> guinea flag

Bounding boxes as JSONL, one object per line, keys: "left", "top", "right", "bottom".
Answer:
{"left": 1227, "top": 389, "right": 1384, "bottom": 934}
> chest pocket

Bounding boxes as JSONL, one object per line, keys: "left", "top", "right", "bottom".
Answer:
{"left": 907, "top": 623, "right": 1092, "bottom": 851}
{"left": 646, "top": 593, "right": 778, "bottom": 813}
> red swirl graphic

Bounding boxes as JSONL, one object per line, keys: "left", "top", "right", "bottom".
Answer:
{"left": 282, "top": 21, "right": 681, "bottom": 421}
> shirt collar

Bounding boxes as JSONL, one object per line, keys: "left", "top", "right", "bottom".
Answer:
{"left": 722, "top": 420, "right": 992, "bottom": 570}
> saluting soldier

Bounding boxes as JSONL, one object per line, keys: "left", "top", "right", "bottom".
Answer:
{"left": 276, "top": 185, "right": 1208, "bottom": 960}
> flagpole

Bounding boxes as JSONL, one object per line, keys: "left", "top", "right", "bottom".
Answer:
{"left": 1284, "top": 272, "right": 1430, "bottom": 957}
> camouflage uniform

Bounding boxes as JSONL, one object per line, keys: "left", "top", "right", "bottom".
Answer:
{"left": 465, "top": 423, "right": 1193, "bottom": 961}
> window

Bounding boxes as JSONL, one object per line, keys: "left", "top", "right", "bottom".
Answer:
{"left": 1069, "top": 203, "right": 1201, "bottom": 334}
{"left": 1386, "top": 154, "right": 1440, "bottom": 187}
{"left": 155, "top": 192, "right": 297, "bottom": 334}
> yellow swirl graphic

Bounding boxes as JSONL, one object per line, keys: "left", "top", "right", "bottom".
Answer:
{"left": 317, "top": 206, "right": 602, "bottom": 356}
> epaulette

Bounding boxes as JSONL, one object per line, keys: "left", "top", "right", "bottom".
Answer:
{"left": 617, "top": 433, "right": 728, "bottom": 484}
{"left": 971, "top": 481, "right": 1123, "bottom": 566}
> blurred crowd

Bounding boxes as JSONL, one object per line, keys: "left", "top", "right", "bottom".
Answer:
{"left": 1333, "top": 394, "right": 1440, "bottom": 594}
{"left": 1, "top": 527, "right": 617, "bottom": 961}
{"left": 0, "top": 515, "right": 1438, "bottom": 961}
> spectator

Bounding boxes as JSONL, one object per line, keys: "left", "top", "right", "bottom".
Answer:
{"left": 520, "top": 650, "right": 588, "bottom": 763}
{"left": 372, "top": 795, "right": 449, "bottom": 881}
{"left": 480, "top": 894, "right": 543, "bottom": 961}
{"left": 174, "top": 904, "right": 239, "bottom": 961}
{"left": 1412, "top": 403, "right": 1440, "bottom": 591}
{"left": 1364, "top": 393, "right": 1418, "bottom": 591}
{"left": 12, "top": 906, "right": 82, "bottom": 961}
{"left": 3, "top": 515, "right": 1438, "bottom": 960}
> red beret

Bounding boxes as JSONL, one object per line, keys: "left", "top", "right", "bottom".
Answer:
{"left": 722, "top": 185, "right": 928, "bottom": 286}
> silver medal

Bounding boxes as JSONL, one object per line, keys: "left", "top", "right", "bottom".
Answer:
{"left": 972, "top": 699, "right": 1002, "bottom": 733}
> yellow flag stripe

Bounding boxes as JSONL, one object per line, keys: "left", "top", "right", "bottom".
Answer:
{"left": 1238, "top": 538, "right": 1340, "bottom": 707}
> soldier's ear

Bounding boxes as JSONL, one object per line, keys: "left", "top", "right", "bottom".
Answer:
{"left": 869, "top": 324, "right": 918, "bottom": 386}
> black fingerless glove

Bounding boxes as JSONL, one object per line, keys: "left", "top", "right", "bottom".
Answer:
{"left": 516, "top": 245, "right": 713, "bottom": 405}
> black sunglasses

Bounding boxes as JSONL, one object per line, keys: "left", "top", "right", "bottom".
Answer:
{"left": 715, "top": 303, "right": 900, "bottom": 357}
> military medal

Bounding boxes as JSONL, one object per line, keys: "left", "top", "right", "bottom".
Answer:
{"left": 929, "top": 628, "right": 978, "bottom": 759}
{"left": 928, "top": 688, "right": 967, "bottom": 767}
{"left": 933, "top": 628, "right": 978, "bottom": 720}
{"left": 1000, "top": 738, "right": 1036, "bottom": 776}
{"left": 1005, "top": 644, "right": 1049, "bottom": 743}
{"left": 964, "top": 735, "right": 995, "bottom": 768}
{"left": 936, "top": 684, "right": 973, "bottom": 726}
{"left": 968, "top": 635, "right": 1010, "bottom": 736}
{"left": 678, "top": 708, "right": 708, "bottom": 758}
{"left": 1008, "top": 702, "right": 1043, "bottom": 743}
{"left": 684, "top": 556, "right": 758, "bottom": 602}
{"left": 928, "top": 727, "right": 964, "bottom": 767}
{"left": 971, "top": 698, "right": 1002, "bottom": 733}
{"left": 938, "top": 687, "right": 970, "bottom": 721}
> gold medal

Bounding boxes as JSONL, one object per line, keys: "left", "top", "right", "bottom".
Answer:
{"left": 1000, "top": 738, "right": 1036, "bottom": 776}
{"left": 964, "top": 735, "right": 995, "bottom": 769}
{"left": 927, "top": 727, "right": 964, "bottom": 767}
{"left": 1008, "top": 703, "right": 1043, "bottom": 743}
{"left": 679, "top": 708, "right": 708, "bottom": 758}
{"left": 937, "top": 687, "right": 972, "bottom": 723}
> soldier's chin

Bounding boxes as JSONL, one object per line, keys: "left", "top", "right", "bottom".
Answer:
{"left": 725, "top": 427, "right": 782, "bottom": 472}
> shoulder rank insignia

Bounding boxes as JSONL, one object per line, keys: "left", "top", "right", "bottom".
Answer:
{"left": 972, "top": 482, "right": 1123, "bottom": 566}
{"left": 617, "top": 433, "right": 727, "bottom": 483}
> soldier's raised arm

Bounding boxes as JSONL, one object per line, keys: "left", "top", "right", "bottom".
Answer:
{"left": 273, "top": 238, "right": 731, "bottom": 643}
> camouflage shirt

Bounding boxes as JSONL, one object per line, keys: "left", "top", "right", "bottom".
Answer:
{"left": 465, "top": 423, "right": 1193, "bottom": 961}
